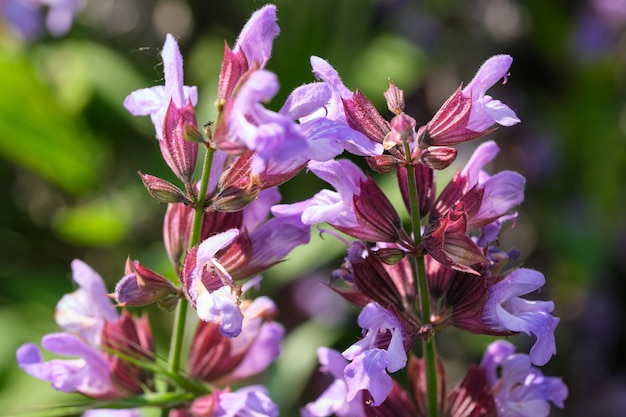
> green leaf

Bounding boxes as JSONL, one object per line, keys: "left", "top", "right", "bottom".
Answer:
{"left": 52, "top": 199, "right": 129, "bottom": 246}
{"left": 0, "top": 52, "right": 105, "bottom": 195}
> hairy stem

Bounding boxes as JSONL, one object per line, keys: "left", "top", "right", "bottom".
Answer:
{"left": 162, "top": 146, "right": 215, "bottom": 417}
{"left": 403, "top": 142, "right": 438, "bottom": 417}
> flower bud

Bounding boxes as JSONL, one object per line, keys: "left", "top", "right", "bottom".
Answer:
{"left": 138, "top": 172, "right": 190, "bottom": 204}
{"left": 422, "top": 208, "right": 488, "bottom": 274}
{"left": 418, "top": 145, "right": 458, "bottom": 170}
{"left": 210, "top": 151, "right": 262, "bottom": 212}
{"left": 384, "top": 113, "right": 416, "bottom": 150}
{"left": 366, "top": 154, "right": 400, "bottom": 174}
{"left": 384, "top": 79, "right": 405, "bottom": 115}
{"left": 112, "top": 258, "right": 179, "bottom": 310}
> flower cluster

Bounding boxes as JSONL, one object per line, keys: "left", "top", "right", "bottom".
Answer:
{"left": 16, "top": 4, "right": 567, "bottom": 417}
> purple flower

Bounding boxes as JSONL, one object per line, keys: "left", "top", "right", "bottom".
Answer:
{"left": 123, "top": 33, "right": 198, "bottom": 140}
{"left": 54, "top": 259, "right": 118, "bottom": 346}
{"left": 482, "top": 269, "right": 560, "bottom": 366}
{"left": 281, "top": 81, "right": 375, "bottom": 161}
{"left": 112, "top": 258, "right": 179, "bottom": 310}
{"left": 421, "top": 55, "right": 520, "bottom": 147}
{"left": 212, "top": 200, "right": 310, "bottom": 281}
{"left": 1, "top": 0, "right": 84, "bottom": 40}
{"left": 301, "top": 348, "right": 365, "bottom": 417}
{"left": 481, "top": 340, "right": 568, "bottom": 417}
{"left": 225, "top": 69, "right": 310, "bottom": 173}
{"left": 217, "top": 4, "right": 279, "bottom": 101}
{"left": 187, "top": 296, "right": 283, "bottom": 385}
{"left": 462, "top": 55, "right": 521, "bottom": 131}
{"left": 39, "top": 0, "right": 83, "bottom": 36}
{"left": 231, "top": 211, "right": 311, "bottom": 277}
{"left": 342, "top": 302, "right": 407, "bottom": 406}
{"left": 232, "top": 5, "right": 280, "bottom": 70}
{"left": 15, "top": 260, "right": 140, "bottom": 400}
{"left": 1, "top": 0, "right": 44, "bottom": 40}
{"left": 297, "top": 159, "right": 365, "bottom": 227}
{"left": 186, "top": 229, "right": 244, "bottom": 337}
{"left": 460, "top": 141, "right": 525, "bottom": 230}
{"left": 226, "top": 297, "right": 284, "bottom": 381}
{"left": 223, "top": 67, "right": 376, "bottom": 174}
{"left": 17, "top": 334, "right": 114, "bottom": 398}
{"left": 309, "top": 56, "right": 354, "bottom": 123}
{"left": 308, "top": 56, "right": 384, "bottom": 156}
{"left": 216, "top": 386, "right": 279, "bottom": 417}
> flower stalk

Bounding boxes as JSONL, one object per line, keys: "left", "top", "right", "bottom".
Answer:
{"left": 403, "top": 142, "right": 438, "bottom": 417}
{"left": 163, "top": 145, "right": 216, "bottom": 417}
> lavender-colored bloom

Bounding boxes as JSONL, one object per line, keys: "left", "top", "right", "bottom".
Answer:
{"left": 214, "top": 386, "right": 279, "bottom": 417}
{"left": 481, "top": 340, "right": 567, "bottom": 417}
{"left": 1, "top": 0, "right": 43, "bottom": 40}
{"left": 482, "top": 269, "right": 560, "bottom": 366}
{"left": 462, "top": 55, "right": 521, "bottom": 131}
{"left": 16, "top": 260, "right": 121, "bottom": 398}
{"left": 242, "top": 187, "right": 281, "bottom": 232}
{"left": 2, "top": 0, "right": 84, "bottom": 40}
{"left": 55, "top": 259, "right": 118, "bottom": 346}
{"left": 226, "top": 297, "right": 284, "bottom": 381}
{"left": 342, "top": 302, "right": 407, "bottom": 406}
{"left": 460, "top": 141, "right": 525, "bottom": 230}
{"left": 39, "top": 0, "right": 83, "bottom": 36}
{"left": 301, "top": 348, "right": 365, "bottom": 417}
{"left": 309, "top": 56, "right": 354, "bottom": 123}
{"left": 308, "top": 56, "right": 383, "bottom": 157}
{"left": 189, "top": 229, "right": 243, "bottom": 337}
{"left": 17, "top": 334, "right": 114, "bottom": 398}
{"left": 242, "top": 212, "right": 310, "bottom": 271}
{"left": 227, "top": 70, "right": 310, "bottom": 173}
{"left": 288, "top": 159, "right": 365, "bottom": 227}
{"left": 123, "top": 34, "right": 198, "bottom": 139}
{"left": 225, "top": 63, "right": 378, "bottom": 173}
{"left": 232, "top": 5, "right": 280, "bottom": 69}
{"left": 282, "top": 82, "right": 381, "bottom": 165}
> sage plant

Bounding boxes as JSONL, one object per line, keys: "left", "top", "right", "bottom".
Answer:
{"left": 16, "top": 4, "right": 567, "bottom": 417}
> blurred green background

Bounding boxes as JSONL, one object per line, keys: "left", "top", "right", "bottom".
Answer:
{"left": 1, "top": 0, "right": 625, "bottom": 416}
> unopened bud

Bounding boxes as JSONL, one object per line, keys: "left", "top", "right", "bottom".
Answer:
{"left": 210, "top": 151, "right": 262, "bottom": 212}
{"left": 384, "top": 79, "right": 405, "bottom": 115}
{"left": 384, "top": 112, "right": 416, "bottom": 150}
{"left": 422, "top": 209, "right": 488, "bottom": 274}
{"left": 419, "top": 145, "right": 458, "bottom": 170}
{"left": 112, "top": 258, "right": 179, "bottom": 309}
{"left": 374, "top": 247, "right": 407, "bottom": 265}
{"left": 138, "top": 172, "right": 190, "bottom": 204}
{"left": 366, "top": 155, "right": 400, "bottom": 174}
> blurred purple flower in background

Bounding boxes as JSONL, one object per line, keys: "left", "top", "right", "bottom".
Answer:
{"left": 481, "top": 340, "right": 568, "bottom": 417}
{"left": 1, "top": 0, "right": 84, "bottom": 40}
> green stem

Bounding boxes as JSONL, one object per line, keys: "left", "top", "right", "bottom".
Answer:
{"left": 403, "top": 142, "right": 438, "bottom": 417}
{"left": 162, "top": 146, "right": 215, "bottom": 417}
